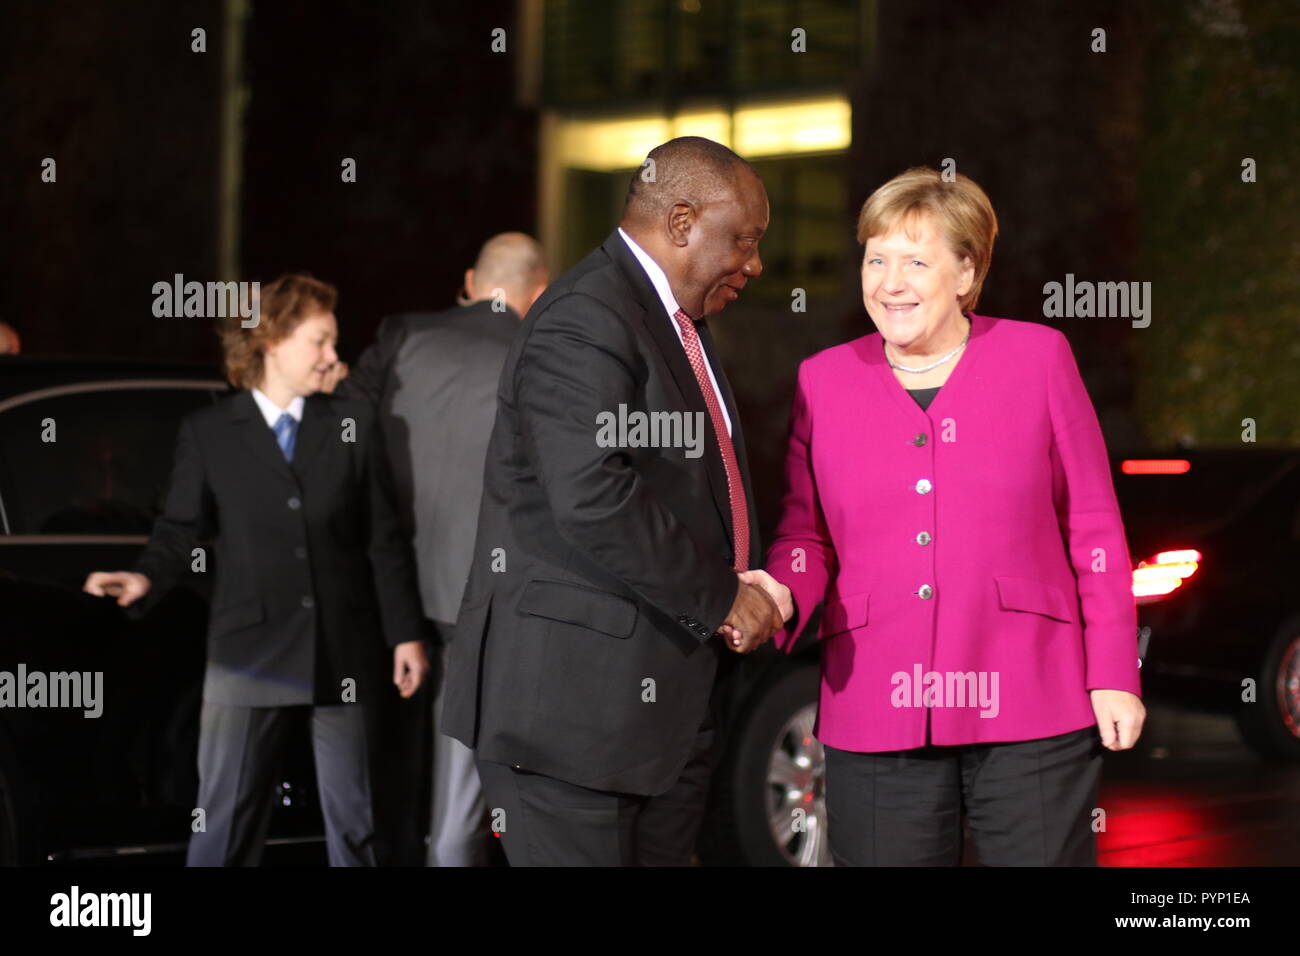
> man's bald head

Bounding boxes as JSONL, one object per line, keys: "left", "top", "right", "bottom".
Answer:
{"left": 619, "top": 137, "right": 768, "bottom": 318}
{"left": 622, "top": 137, "right": 755, "bottom": 227}
{"left": 0, "top": 322, "right": 20, "bottom": 355}
{"left": 463, "top": 232, "right": 550, "bottom": 316}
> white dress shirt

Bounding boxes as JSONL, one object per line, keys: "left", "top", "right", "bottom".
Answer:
{"left": 251, "top": 388, "right": 305, "bottom": 428}
{"left": 617, "top": 227, "right": 732, "bottom": 436}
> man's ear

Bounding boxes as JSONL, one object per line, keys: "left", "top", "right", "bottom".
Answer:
{"left": 666, "top": 201, "right": 695, "bottom": 248}
{"left": 463, "top": 268, "right": 477, "bottom": 300}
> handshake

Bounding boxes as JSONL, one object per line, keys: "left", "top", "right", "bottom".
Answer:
{"left": 718, "top": 570, "right": 793, "bottom": 654}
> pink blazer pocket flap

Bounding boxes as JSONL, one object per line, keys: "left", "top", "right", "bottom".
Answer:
{"left": 821, "top": 589, "right": 870, "bottom": 637}
{"left": 994, "top": 576, "right": 1075, "bottom": 624}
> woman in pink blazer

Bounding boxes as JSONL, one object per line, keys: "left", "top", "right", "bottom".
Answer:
{"left": 752, "top": 167, "right": 1145, "bottom": 866}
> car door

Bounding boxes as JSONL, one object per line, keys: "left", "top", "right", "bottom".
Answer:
{"left": 0, "top": 379, "right": 229, "bottom": 857}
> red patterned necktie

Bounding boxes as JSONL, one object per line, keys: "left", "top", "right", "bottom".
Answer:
{"left": 672, "top": 309, "right": 749, "bottom": 571}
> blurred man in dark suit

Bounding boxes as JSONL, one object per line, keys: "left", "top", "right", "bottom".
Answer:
{"left": 442, "top": 137, "right": 784, "bottom": 866}
{"left": 335, "top": 232, "right": 548, "bottom": 865}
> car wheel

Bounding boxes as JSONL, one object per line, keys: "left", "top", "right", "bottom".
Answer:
{"left": 1236, "top": 617, "right": 1300, "bottom": 762}
{"left": 706, "top": 663, "right": 831, "bottom": 866}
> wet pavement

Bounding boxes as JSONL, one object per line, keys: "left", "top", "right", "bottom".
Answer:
{"left": 1097, "top": 703, "right": 1300, "bottom": 866}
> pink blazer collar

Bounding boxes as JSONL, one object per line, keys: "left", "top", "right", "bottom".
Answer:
{"left": 858, "top": 310, "right": 992, "bottom": 422}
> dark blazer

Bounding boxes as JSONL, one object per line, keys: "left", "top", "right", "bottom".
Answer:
{"left": 133, "top": 390, "right": 425, "bottom": 707}
{"left": 441, "top": 230, "right": 759, "bottom": 795}
{"left": 335, "top": 300, "right": 520, "bottom": 626}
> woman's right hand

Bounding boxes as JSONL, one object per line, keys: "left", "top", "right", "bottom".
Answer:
{"left": 83, "top": 571, "right": 151, "bottom": 607}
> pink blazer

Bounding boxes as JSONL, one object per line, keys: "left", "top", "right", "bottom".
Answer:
{"left": 765, "top": 312, "right": 1141, "bottom": 752}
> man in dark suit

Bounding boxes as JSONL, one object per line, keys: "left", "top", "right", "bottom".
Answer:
{"left": 441, "top": 136, "right": 783, "bottom": 865}
{"left": 335, "top": 232, "right": 549, "bottom": 866}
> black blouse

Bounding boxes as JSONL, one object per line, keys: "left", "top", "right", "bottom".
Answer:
{"left": 906, "top": 385, "right": 941, "bottom": 411}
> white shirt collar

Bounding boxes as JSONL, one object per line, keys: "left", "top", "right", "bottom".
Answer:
{"left": 251, "top": 388, "right": 305, "bottom": 428}
{"left": 616, "top": 227, "right": 731, "bottom": 437}
{"left": 618, "top": 227, "right": 685, "bottom": 322}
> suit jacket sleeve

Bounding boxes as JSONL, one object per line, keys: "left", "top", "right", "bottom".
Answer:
{"left": 514, "top": 292, "right": 739, "bottom": 641}
{"left": 336, "top": 314, "right": 405, "bottom": 405}
{"left": 765, "top": 362, "right": 837, "bottom": 650}
{"left": 130, "top": 416, "right": 214, "bottom": 609}
{"left": 1046, "top": 330, "right": 1142, "bottom": 696}
{"left": 360, "top": 406, "right": 426, "bottom": 649}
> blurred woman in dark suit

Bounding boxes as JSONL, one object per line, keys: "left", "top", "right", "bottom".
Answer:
{"left": 84, "top": 273, "right": 429, "bottom": 866}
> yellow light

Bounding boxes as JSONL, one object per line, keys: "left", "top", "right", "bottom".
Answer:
{"left": 1133, "top": 578, "right": 1182, "bottom": 598}
{"left": 556, "top": 96, "right": 851, "bottom": 171}
{"left": 1131, "top": 549, "right": 1201, "bottom": 598}
{"left": 735, "top": 99, "right": 851, "bottom": 157}
{"left": 1154, "top": 549, "right": 1201, "bottom": 567}
{"left": 559, "top": 117, "right": 672, "bottom": 171}
{"left": 670, "top": 111, "right": 730, "bottom": 143}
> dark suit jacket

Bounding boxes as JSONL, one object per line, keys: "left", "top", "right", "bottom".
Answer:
{"left": 335, "top": 300, "right": 520, "bottom": 627}
{"left": 441, "top": 230, "right": 759, "bottom": 795}
{"left": 133, "top": 390, "right": 425, "bottom": 707}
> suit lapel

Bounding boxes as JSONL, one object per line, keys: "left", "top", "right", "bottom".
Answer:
{"left": 232, "top": 390, "right": 296, "bottom": 483}
{"left": 605, "top": 232, "right": 701, "bottom": 405}
{"left": 291, "top": 395, "right": 334, "bottom": 480}
{"left": 603, "top": 232, "right": 734, "bottom": 546}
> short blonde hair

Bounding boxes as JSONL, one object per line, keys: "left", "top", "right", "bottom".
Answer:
{"left": 219, "top": 273, "right": 337, "bottom": 389}
{"left": 856, "top": 167, "right": 999, "bottom": 313}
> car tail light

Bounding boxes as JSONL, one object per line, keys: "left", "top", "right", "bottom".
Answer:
{"left": 1132, "top": 549, "right": 1202, "bottom": 601}
{"left": 1121, "top": 459, "right": 1191, "bottom": 475}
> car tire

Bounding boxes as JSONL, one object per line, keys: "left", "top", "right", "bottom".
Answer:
{"left": 702, "top": 662, "right": 830, "bottom": 867}
{"left": 1236, "top": 616, "right": 1300, "bottom": 762}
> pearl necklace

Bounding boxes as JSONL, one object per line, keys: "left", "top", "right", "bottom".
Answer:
{"left": 885, "top": 321, "right": 971, "bottom": 374}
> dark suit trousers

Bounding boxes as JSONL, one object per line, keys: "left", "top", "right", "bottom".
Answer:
{"left": 823, "top": 724, "right": 1104, "bottom": 866}
{"left": 476, "top": 712, "right": 718, "bottom": 866}
{"left": 186, "top": 701, "right": 379, "bottom": 866}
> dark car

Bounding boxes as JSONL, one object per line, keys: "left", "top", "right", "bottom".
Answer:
{"left": 0, "top": 357, "right": 326, "bottom": 864}
{"left": 1113, "top": 449, "right": 1300, "bottom": 761}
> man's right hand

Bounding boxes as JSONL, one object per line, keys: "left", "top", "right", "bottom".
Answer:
{"left": 718, "top": 579, "right": 782, "bottom": 654}
{"left": 83, "top": 571, "right": 151, "bottom": 607}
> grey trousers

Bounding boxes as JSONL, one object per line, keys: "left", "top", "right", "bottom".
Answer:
{"left": 426, "top": 636, "right": 489, "bottom": 866}
{"left": 186, "top": 701, "right": 378, "bottom": 867}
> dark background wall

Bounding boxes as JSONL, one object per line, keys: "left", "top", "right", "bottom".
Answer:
{"left": 0, "top": 0, "right": 535, "bottom": 368}
{"left": 0, "top": 0, "right": 225, "bottom": 362}
{"left": 849, "top": 0, "right": 1146, "bottom": 445}
{"left": 2, "top": 0, "right": 1295, "bottom": 534}
{"left": 240, "top": 0, "right": 536, "bottom": 363}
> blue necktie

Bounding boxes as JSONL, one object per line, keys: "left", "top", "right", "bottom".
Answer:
{"left": 273, "top": 412, "right": 298, "bottom": 462}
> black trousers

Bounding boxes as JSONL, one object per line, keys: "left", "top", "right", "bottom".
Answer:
{"left": 824, "top": 724, "right": 1104, "bottom": 866}
{"left": 475, "top": 713, "right": 717, "bottom": 866}
{"left": 186, "top": 702, "right": 380, "bottom": 866}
